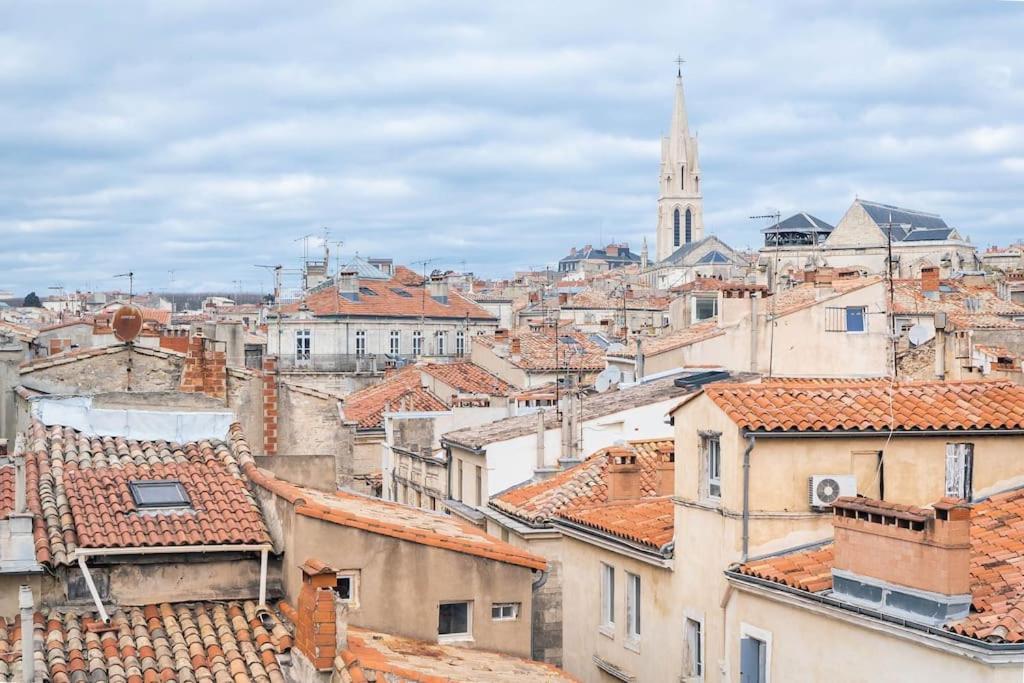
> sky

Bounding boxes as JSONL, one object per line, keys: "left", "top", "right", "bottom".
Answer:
{"left": 1, "top": 0, "right": 1022, "bottom": 296}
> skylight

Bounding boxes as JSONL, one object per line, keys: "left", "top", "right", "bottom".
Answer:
{"left": 129, "top": 480, "right": 192, "bottom": 509}
{"left": 391, "top": 287, "right": 413, "bottom": 298}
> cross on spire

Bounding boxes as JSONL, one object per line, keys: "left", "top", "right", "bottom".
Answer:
{"left": 675, "top": 55, "right": 685, "bottom": 78}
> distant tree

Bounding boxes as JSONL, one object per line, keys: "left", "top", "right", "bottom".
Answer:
{"left": 22, "top": 291, "right": 42, "bottom": 307}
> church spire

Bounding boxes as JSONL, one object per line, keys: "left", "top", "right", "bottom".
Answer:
{"left": 669, "top": 58, "right": 690, "bottom": 167}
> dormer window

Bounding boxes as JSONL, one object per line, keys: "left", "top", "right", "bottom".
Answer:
{"left": 129, "top": 480, "right": 191, "bottom": 509}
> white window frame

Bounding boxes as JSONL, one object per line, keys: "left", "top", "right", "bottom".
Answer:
{"left": 334, "top": 570, "right": 360, "bottom": 607}
{"left": 945, "top": 442, "right": 974, "bottom": 500}
{"left": 702, "top": 434, "right": 721, "bottom": 501}
{"left": 490, "top": 602, "right": 520, "bottom": 621}
{"left": 600, "top": 563, "right": 615, "bottom": 637}
{"left": 438, "top": 600, "right": 473, "bottom": 642}
{"left": 355, "top": 329, "right": 367, "bottom": 356}
{"left": 456, "top": 330, "right": 465, "bottom": 356}
{"left": 389, "top": 330, "right": 401, "bottom": 355}
{"left": 295, "top": 329, "right": 311, "bottom": 361}
{"left": 436, "top": 330, "right": 447, "bottom": 356}
{"left": 692, "top": 296, "right": 718, "bottom": 323}
{"left": 684, "top": 611, "right": 705, "bottom": 680}
{"left": 412, "top": 330, "right": 423, "bottom": 356}
{"left": 739, "top": 622, "right": 773, "bottom": 683}
{"left": 625, "top": 572, "right": 641, "bottom": 649}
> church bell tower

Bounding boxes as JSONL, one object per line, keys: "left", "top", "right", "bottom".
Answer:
{"left": 656, "top": 62, "right": 704, "bottom": 262}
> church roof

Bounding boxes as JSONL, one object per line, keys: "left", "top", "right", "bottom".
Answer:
{"left": 761, "top": 212, "right": 835, "bottom": 235}
{"left": 696, "top": 250, "right": 732, "bottom": 265}
{"left": 663, "top": 235, "right": 738, "bottom": 266}
{"left": 856, "top": 199, "right": 959, "bottom": 242}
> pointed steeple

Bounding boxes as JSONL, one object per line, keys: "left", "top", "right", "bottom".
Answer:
{"left": 669, "top": 70, "right": 690, "bottom": 163}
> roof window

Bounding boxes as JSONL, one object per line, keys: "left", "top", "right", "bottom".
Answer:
{"left": 129, "top": 480, "right": 191, "bottom": 509}
{"left": 359, "top": 286, "right": 378, "bottom": 296}
{"left": 391, "top": 288, "right": 413, "bottom": 298}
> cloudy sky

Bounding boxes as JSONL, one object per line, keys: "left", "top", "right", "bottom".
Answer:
{"left": 1, "top": 1, "right": 1022, "bottom": 295}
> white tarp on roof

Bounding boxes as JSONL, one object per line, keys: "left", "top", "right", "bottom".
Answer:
{"left": 32, "top": 396, "right": 233, "bottom": 442}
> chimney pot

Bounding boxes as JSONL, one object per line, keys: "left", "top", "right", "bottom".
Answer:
{"left": 921, "top": 267, "right": 940, "bottom": 292}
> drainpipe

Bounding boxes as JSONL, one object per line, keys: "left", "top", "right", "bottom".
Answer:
{"left": 741, "top": 434, "right": 756, "bottom": 563}
{"left": 19, "top": 584, "right": 34, "bottom": 683}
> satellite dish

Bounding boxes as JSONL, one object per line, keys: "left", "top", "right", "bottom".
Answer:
{"left": 594, "top": 365, "right": 623, "bottom": 393}
{"left": 112, "top": 304, "right": 144, "bottom": 343}
{"left": 907, "top": 324, "right": 935, "bottom": 347}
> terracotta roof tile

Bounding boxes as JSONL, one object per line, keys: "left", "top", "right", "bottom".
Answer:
{"left": 737, "top": 488, "right": 1024, "bottom": 644}
{"left": 0, "top": 601, "right": 290, "bottom": 683}
{"left": 702, "top": 379, "right": 1024, "bottom": 432}
{"left": 280, "top": 274, "right": 495, "bottom": 320}
{"left": 340, "top": 366, "right": 448, "bottom": 429}
{"left": 245, "top": 465, "right": 546, "bottom": 571}
{"left": 419, "top": 361, "right": 512, "bottom": 397}
{"left": 564, "top": 288, "right": 670, "bottom": 311}
{"left": 26, "top": 421, "right": 268, "bottom": 565}
{"left": 491, "top": 439, "right": 673, "bottom": 524}
{"left": 607, "top": 321, "right": 724, "bottom": 359}
{"left": 893, "top": 279, "right": 1024, "bottom": 318}
{"left": 472, "top": 331, "right": 606, "bottom": 372}
{"left": 558, "top": 497, "right": 674, "bottom": 550}
{"left": 770, "top": 276, "right": 883, "bottom": 317}
{"left": 339, "top": 627, "right": 576, "bottom": 681}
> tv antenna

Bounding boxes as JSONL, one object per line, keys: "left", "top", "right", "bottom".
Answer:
{"left": 112, "top": 271, "right": 138, "bottom": 391}
{"left": 749, "top": 211, "right": 781, "bottom": 377}
{"left": 254, "top": 265, "right": 284, "bottom": 303}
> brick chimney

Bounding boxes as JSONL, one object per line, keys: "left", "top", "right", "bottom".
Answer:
{"left": 830, "top": 497, "right": 972, "bottom": 624}
{"left": 812, "top": 267, "right": 835, "bottom": 287}
{"left": 179, "top": 333, "right": 226, "bottom": 401}
{"left": 606, "top": 445, "right": 642, "bottom": 501}
{"left": 495, "top": 329, "right": 509, "bottom": 340}
{"left": 294, "top": 559, "right": 339, "bottom": 671}
{"left": 262, "top": 355, "right": 278, "bottom": 456}
{"left": 606, "top": 244, "right": 619, "bottom": 257}
{"left": 654, "top": 442, "right": 675, "bottom": 496}
{"left": 510, "top": 337, "right": 521, "bottom": 355}
{"left": 558, "top": 293, "right": 568, "bottom": 306}
{"left": 921, "top": 266, "right": 940, "bottom": 293}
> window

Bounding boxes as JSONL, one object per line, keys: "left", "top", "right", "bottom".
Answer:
{"left": 389, "top": 330, "right": 400, "bottom": 355}
{"left": 626, "top": 573, "right": 641, "bottom": 641}
{"left": 358, "top": 286, "right": 377, "bottom": 296}
{"left": 474, "top": 465, "right": 483, "bottom": 507}
{"left": 945, "top": 443, "right": 974, "bottom": 499}
{"left": 673, "top": 208, "right": 681, "bottom": 247}
{"left": 845, "top": 306, "right": 866, "bottom": 333}
{"left": 355, "top": 330, "right": 366, "bottom": 356}
{"left": 295, "top": 329, "right": 311, "bottom": 360}
{"left": 600, "top": 563, "right": 615, "bottom": 629}
{"left": 703, "top": 434, "right": 721, "bottom": 500}
{"left": 456, "top": 330, "right": 465, "bottom": 356}
{"left": 391, "top": 287, "right": 413, "bottom": 298}
{"left": 491, "top": 602, "right": 520, "bottom": 621}
{"left": 436, "top": 331, "right": 446, "bottom": 356}
{"left": 739, "top": 628, "right": 771, "bottom": 683}
{"left": 685, "top": 208, "right": 693, "bottom": 244}
{"left": 412, "top": 330, "right": 423, "bottom": 356}
{"left": 685, "top": 618, "right": 703, "bottom": 678}
{"left": 334, "top": 571, "right": 359, "bottom": 604}
{"left": 693, "top": 297, "right": 717, "bottom": 322}
{"left": 438, "top": 601, "right": 471, "bottom": 639}
{"left": 129, "top": 480, "right": 191, "bottom": 509}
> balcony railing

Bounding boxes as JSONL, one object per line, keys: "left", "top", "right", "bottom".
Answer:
{"left": 277, "top": 352, "right": 463, "bottom": 373}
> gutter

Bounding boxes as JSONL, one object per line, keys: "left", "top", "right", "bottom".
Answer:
{"left": 744, "top": 428, "right": 1024, "bottom": 439}
{"left": 741, "top": 434, "right": 756, "bottom": 562}
{"left": 553, "top": 518, "right": 673, "bottom": 567}
{"left": 74, "top": 544, "right": 274, "bottom": 622}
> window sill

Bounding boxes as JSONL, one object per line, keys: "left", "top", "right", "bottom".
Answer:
{"left": 598, "top": 624, "right": 615, "bottom": 640}
{"left": 700, "top": 497, "right": 721, "bottom": 507}
{"left": 624, "top": 637, "right": 640, "bottom": 653}
{"left": 438, "top": 634, "right": 474, "bottom": 645}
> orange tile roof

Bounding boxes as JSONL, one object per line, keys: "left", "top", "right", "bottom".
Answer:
{"left": 0, "top": 466, "right": 14, "bottom": 518}
{"left": 473, "top": 330, "right": 606, "bottom": 372}
{"left": 139, "top": 307, "right": 172, "bottom": 326}
{"left": 701, "top": 379, "right": 1024, "bottom": 432}
{"left": 893, "top": 279, "right": 1024, "bottom": 318}
{"left": 339, "top": 627, "right": 577, "bottom": 681}
{"left": 281, "top": 274, "right": 495, "bottom": 320}
{"left": 0, "top": 601, "right": 292, "bottom": 682}
{"left": 737, "top": 488, "right": 1024, "bottom": 644}
{"left": 491, "top": 439, "right": 673, "bottom": 524}
{"left": 771, "top": 276, "right": 883, "bottom": 317}
{"left": 341, "top": 366, "right": 448, "bottom": 429}
{"left": 558, "top": 496, "right": 674, "bottom": 550}
{"left": 564, "top": 288, "right": 670, "bottom": 311}
{"left": 607, "top": 321, "right": 724, "bottom": 359}
{"left": 25, "top": 421, "right": 267, "bottom": 565}
{"left": 244, "top": 465, "right": 546, "bottom": 571}
{"left": 420, "top": 361, "right": 512, "bottom": 397}
{"left": 670, "top": 277, "right": 767, "bottom": 294}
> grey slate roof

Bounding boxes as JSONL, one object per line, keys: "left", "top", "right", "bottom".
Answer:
{"left": 696, "top": 250, "right": 732, "bottom": 265}
{"left": 858, "top": 200, "right": 957, "bottom": 241}
{"left": 761, "top": 213, "right": 835, "bottom": 234}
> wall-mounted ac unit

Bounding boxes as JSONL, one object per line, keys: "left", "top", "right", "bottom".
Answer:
{"left": 808, "top": 474, "right": 857, "bottom": 509}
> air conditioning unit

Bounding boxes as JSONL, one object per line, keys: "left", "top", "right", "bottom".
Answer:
{"left": 808, "top": 474, "right": 857, "bottom": 509}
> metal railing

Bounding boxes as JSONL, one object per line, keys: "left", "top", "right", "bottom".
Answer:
{"left": 276, "top": 352, "right": 463, "bottom": 373}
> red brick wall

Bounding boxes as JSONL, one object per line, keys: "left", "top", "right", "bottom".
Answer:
{"left": 294, "top": 572, "right": 337, "bottom": 670}
{"left": 262, "top": 355, "right": 278, "bottom": 455}
{"left": 179, "top": 335, "right": 227, "bottom": 400}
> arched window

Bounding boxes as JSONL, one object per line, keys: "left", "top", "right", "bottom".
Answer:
{"left": 673, "top": 209, "right": 681, "bottom": 247}
{"left": 685, "top": 208, "right": 693, "bottom": 244}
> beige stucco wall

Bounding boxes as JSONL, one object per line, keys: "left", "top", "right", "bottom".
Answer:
{"left": 725, "top": 586, "right": 1023, "bottom": 683}
{"left": 19, "top": 348, "right": 184, "bottom": 395}
{"left": 559, "top": 534, "right": 677, "bottom": 683}
{"left": 283, "top": 512, "right": 535, "bottom": 657}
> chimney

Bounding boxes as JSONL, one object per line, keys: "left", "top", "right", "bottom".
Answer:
{"left": 718, "top": 287, "right": 760, "bottom": 327}
{"left": 335, "top": 597, "right": 349, "bottom": 654}
{"left": 830, "top": 497, "right": 971, "bottom": 625}
{"left": 558, "top": 293, "right": 568, "bottom": 306}
{"left": 179, "top": 333, "right": 227, "bottom": 401}
{"left": 510, "top": 337, "right": 521, "bottom": 356}
{"left": 262, "top": 355, "right": 279, "bottom": 455}
{"left": 654, "top": 442, "right": 675, "bottom": 496}
{"left": 812, "top": 267, "right": 835, "bottom": 287}
{"left": 606, "top": 446, "right": 642, "bottom": 501}
{"left": 606, "top": 244, "right": 619, "bottom": 257}
{"left": 428, "top": 274, "right": 449, "bottom": 304}
{"left": 570, "top": 247, "right": 577, "bottom": 257}
{"left": 921, "top": 267, "right": 940, "bottom": 293}
{"left": 338, "top": 270, "right": 359, "bottom": 300}
{"left": 495, "top": 329, "right": 509, "bottom": 340}
{"left": 294, "top": 559, "right": 340, "bottom": 671}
